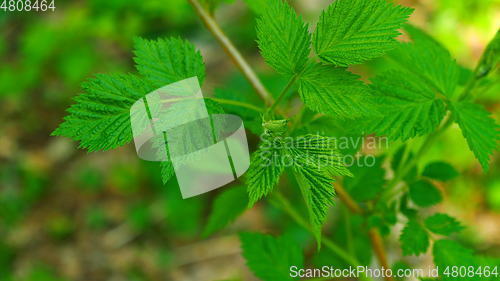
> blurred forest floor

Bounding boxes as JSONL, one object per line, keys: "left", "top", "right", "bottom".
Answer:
{"left": 0, "top": 0, "right": 499, "bottom": 281}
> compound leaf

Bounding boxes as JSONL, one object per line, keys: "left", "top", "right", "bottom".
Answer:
{"left": 240, "top": 233, "right": 303, "bottom": 281}
{"left": 451, "top": 101, "right": 498, "bottom": 172}
{"left": 133, "top": 37, "right": 205, "bottom": 87}
{"left": 256, "top": 0, "right": 310, "bottom": 76}
{"left": 52, "top": 74, "right": 152, "bottom": 152}
{"left": 314, "top": 0, "right": 413, "bottom": 66}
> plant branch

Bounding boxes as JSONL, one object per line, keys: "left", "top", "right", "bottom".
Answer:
{"left": 334, "top": 183, "right": 364, "bottom": 215}
{"left": 190, "top": 1, "right": 391, "bottom": 276}
{"left": 368, "top": 228, "right": 393, "bottom": 281}
{"left": 188, "top": 0, "right": 274, "bottom": 105}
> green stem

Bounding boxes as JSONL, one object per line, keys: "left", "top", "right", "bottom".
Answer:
{"left": 161, "top": 96, "right": 264, "bottom": 113}
{"left": 270, "top": 193, "right": 372, "bottom": 281}
{"left": 267, "top": 74, "right": 299, "bottom": 114}
{"left": 209, "top": 97, "right": 264, "bottom": 113}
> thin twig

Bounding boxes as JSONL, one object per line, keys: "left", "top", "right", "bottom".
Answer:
{"left": 368, "top": 228, "right": 394, "bottom": 281}
{"left": 188, "top": 0, "right": 274, "bottom": 105}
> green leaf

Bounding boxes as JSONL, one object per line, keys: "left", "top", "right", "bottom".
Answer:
{"left": 298, "top": 63, "right": 378, "bottom": 119}
{"left": 247, "top": 134, "right": 349, "bottom": 246}
{"left": 256, "top": 0, "right": 311, "bottom": 76}
{"left": 301, "top": 115, "right": 364, "bottom": 156}
{"left": 203, "top": 186, "right": 248, "bottom": 236}
{"left": 156, "top": 98, "right": 224, "bottom": 185}
{"left": 451, "top": 101, "right": 498, "bottom": 171}
{"left": 433, "top": 240, "right": 476, "bottom": 280}
{"left": 293, "top": 165, "right": 334, "bottom": 245}
{"left": 433, "top": 240, "right": 500, "bottom": 281}
{"left": 422, "top": 161, "right": 459, "bottom": 181}
{"left": 344, "top": 156, "right": 385, "bottom": 201}
{"left": 246, "top": 144, "right": 285, "bottom": 207}
{"left": 424, "top": 213, "right": 463, "bottom": 236}
{"left": 240, "top": 232, "right": 303, "bottom": 281}
{"left": 288, "top": 135, "right": 351, "bottom": 245}
{"left": 52, "top": 74, "right": 152, "bottom": 152}
{"left": 357, "top": 70, "right": 447, "bottom": 141}
{"left": 388, "top": 25, "right": 461, "bottom": 98}
{"left": 314, "top": 0, "right": 413, "bottom": 66}
{"left": 409, "top": 180, "right": 442, "bottom": 207}
{"left": 133, "top": 37, "right": 205, "bottom": 87}
{"left": 289, "top": 134, "right": 351, "bottom": 178}
{"left": 160, "top": 161, "right": 175, "bottom": 185}
{"left": 400, "top": 220, "right": 429, "bottom": 256}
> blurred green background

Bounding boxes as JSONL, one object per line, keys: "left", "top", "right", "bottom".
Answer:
{"left": 0, "top": 0, "right": 498, "bottom": 280}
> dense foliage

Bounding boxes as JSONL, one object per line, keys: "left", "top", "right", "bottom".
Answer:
{"left": 2, "top": 0, "right": 497, "bottom": 280}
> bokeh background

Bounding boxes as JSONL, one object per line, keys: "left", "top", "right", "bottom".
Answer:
{"left": 0, "top": 0, "right": 498, "bottom": 280}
